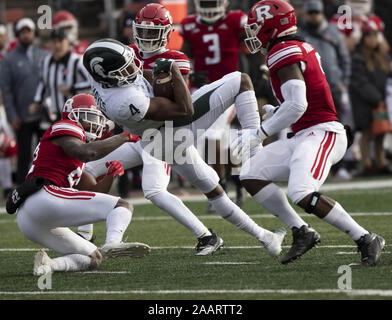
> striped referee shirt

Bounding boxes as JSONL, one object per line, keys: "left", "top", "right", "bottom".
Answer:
{"left": 34, "top": 51, "right": 91, "bottom": 114}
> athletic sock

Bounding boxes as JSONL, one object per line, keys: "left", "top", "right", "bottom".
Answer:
{"left": 253, "top": 184, "right": 307, "bottom": 229}
{"left": 52, "top": 254, "right": 91, "bottom": 272}
{"left": 323, "top": 202, "right": 368, "bottom": 241}
{"left": 77, "top": 224, "right": 94, "bottom": 241}
{"left": 235, "top": 91, "right": 260, "bottom": 129}
{"left": 149, "top": 191, "right": 211, "bottom": 239}
{"left": 105, "top": 207, "right": 132, "bottom": 244}
{"left": 208, "top": 192, "right": 274, "bottom": 243}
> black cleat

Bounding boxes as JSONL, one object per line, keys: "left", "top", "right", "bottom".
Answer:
{"left": 355, "top": 232, "right": 385, "bottom": 266}
{"left": 281, "top": 225, "right": 321, "bottom": 264}
{"left": 195, "top": 229, "right": 224, "bottom": 256}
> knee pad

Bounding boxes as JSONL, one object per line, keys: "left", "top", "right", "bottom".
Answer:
{"left": 303, "top": 192, "right": 322, "bottom": 214}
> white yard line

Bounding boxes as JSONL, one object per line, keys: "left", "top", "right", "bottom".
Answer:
{"left": 0, "top": 289, "right": 392, "bottom": 297}
{"left": 1, "top": 212, "right": 392, "bottom": 223}
{"left": 336, "top": 251, "right": 391, "bottom": 255}
{"left": 1, "top": 179, "right": 392, "bottom": 214}
{"left": 0, "top": 245, "right": 375, "bottom": 252}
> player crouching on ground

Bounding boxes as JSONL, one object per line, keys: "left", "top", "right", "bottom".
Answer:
{"left": 7, "top": 93, "right": 150, "bottom": 275}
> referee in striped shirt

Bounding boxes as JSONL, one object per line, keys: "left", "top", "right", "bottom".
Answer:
{"left": 31, "top": 28, "right": 90, "bottom": 121}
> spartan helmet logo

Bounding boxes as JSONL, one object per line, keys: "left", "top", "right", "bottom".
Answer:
{"left": 90, "top": 57, "right": 107, "bottom": 78}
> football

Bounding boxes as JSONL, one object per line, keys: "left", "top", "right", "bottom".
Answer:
{"left": 152, "top": 72, "right": 174, "bottom": 101}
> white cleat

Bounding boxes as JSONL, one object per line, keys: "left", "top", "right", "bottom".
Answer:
{"left": 101, "top": 242, "right": 151, "bottom": 259}
{"left": 262, "top": 228, "right": 287, "bottom": 257}
{"left": 33, "top": 249, "right": 54, "bottom": 276}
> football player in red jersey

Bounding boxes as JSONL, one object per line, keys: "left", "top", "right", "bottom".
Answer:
{"left": 179, "top": 0, "right": 247, "bottom": 84}
{"left": 52, "top": 10, "right": 90, "bottom": 55}
{"left": 232, "top": 0, "right": 385, "bottom": 266}
{"left": 131, "top": 3, "right": 190, "bottom": 78}
{"left": 11, "top": 93, "right": 150, "bottom": 275}
{"left": 180, "top": 1, "right": 249, "bottom": 211}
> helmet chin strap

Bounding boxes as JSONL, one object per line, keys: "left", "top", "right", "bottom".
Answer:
{"left": 265, "top": 28, "right": 278, "bottom": 52}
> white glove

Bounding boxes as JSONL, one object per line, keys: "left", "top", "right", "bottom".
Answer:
{"left": 230, "top": 128, "right": 267, "bottom": 159}
{"left": 262, "top": 104, "right": 278, "bottom": 121}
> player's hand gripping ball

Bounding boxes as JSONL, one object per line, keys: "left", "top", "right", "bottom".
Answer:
{"left": 152, "top": 58, "right": 175, "bottom": 100}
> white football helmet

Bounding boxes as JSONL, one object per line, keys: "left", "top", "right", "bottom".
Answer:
{"left": 194, "top": 0, "right": 229, "bottom": 24}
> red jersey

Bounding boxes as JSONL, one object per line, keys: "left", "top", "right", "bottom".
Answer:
{"left": 26, "top": 120, "right": 86, "bottom": 188}
{"left": 129, "top": 44, "right": 190, "bottom": 75}
{"left": 266, "top": 40, "right": 339, "bottom": 134}
{"left": 180, "top": 10, "right": 247, "bottom": 82}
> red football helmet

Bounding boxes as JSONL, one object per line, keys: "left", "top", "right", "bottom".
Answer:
{"left": 62, "top": 93, "right": 106, "bottom": 142}
{"left": 194, "top": 0, "right": 229, "bottom": 24}
{"left": 245, "top": 0, "right": 297, "bottom": 55}
{"left": 133, "top": 3, "right": 173, "bottom": 53}
{"left": 52, "top": 10, "right": 78, "bottom": 43}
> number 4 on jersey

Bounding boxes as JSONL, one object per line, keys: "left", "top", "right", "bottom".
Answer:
{"left": 129, "top": 104, "right": 140, "bottom": 116}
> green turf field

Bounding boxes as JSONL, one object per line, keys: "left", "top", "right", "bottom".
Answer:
{"left": 0, "top": 186, "right": 391, "bottom": 300}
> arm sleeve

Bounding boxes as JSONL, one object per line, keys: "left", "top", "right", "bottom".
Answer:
{"left": 262, "top": 79, "right": 308, "bottom": 136}
{"left": 0, "top": 59, "right": 18, "bottom": 122}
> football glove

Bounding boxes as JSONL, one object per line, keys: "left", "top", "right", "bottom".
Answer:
{"left": 106, "top": 161, "right": 124, "bottom": 177}
{"left": 230, "top": 128, "right": 267, "bottom": 159}
{"left": 262, "top": 104, "right": 278, "bottom": 121}
{"left": 153, "top": 58, "right": 175, "bottom": 78}
{"left": 123, "top": 131, "right": 140, "bottom": 143}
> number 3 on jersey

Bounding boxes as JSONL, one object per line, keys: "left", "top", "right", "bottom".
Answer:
{"left": 203, "top": 33, "right": 221, "bottom": 65}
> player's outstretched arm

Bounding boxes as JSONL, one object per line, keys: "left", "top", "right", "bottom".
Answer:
{"left": 52, "top": 132, "right": 132, "bottom": 163}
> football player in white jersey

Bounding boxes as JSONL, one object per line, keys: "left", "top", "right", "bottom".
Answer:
{"left": 83, "top": 39, "right": 286, "bottom": 258}
{"left": 77, "top": 4, "right": 223, "bottom": 255}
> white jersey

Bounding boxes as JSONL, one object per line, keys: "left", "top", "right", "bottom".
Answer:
{"left": 89, "top": 74, "right": 164, "bottom": 137}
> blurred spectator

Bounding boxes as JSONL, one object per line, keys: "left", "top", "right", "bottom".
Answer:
{"left": 298, "top": 0, "right": 351, "bottom": 118}
{"left": 0, "top": 24, "right": 16, "bottom": 198}
{"left": 118, "top": 14, "right": 135, "bottom": 45}
{"left": 330, "top": 0, "right": 389, "bottom": 54}
{"left": 374, "top": 0, "right": 392, "bottom": 50}
{"left": 0, "top": 25, "right": 8, "bottom": 60}
{"left": 32, "top": 28, "right": 90, "bottom": 122}
{"left": 349, "top": 20, "right": 392, "bottom": 176}
{"left": 118, "top": 0, "right": 153, "bottom": 37}
{"left": 0, "top": 18, "right": 47, "bottom": 185}
{"left": 52, "top": 10, "right": 90, "bottom": 55}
